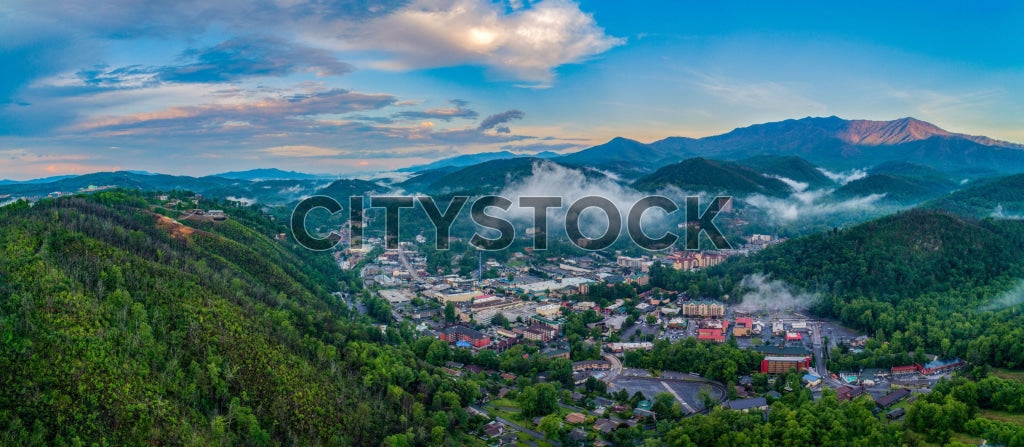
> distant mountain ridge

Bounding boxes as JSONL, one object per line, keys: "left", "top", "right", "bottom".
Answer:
{"left": 554, "top": 116, "right": 1024, "bottom": 175}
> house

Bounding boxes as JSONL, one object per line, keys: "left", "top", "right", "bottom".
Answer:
{"left": 886, "top": 408, "right": 906, "bottom": 420}
{"left": 565, "top": 413, "right": 587, "bottom": 424}
{"left": 836, "top": 386, "right": 867, "bottom": 402}
{"left": 483, "top": 421, "right": 505, "bottom": 438}
{"left": 875, "top": 388, "right": 911, "bottom": 408}
{"left": 727, "top": 397, "right": 768, "bottom": 412}
{"left": 803, "top": 374, "right": 822, "bottom": 387}
{"left": 568, "top": 428, "right": 588, "bottom": 443}
{"left": 634, "top": 400, "right": 654, "bottom": 418}
{"left": 593, "top": 418, "right": 618, "bottom": 434}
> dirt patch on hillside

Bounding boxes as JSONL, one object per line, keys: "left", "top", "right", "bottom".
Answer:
{"left": 153, "top": 213, "right": 199, "bottom": 241}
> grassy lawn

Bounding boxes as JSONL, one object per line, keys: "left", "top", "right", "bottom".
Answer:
{"left": 484, "top": 398, "right": 525, "bottom": 423}
{"left": 990, "top": 367, "right": 1024, "bottom": 383}
{"left": 978, "top": 408, "right": 1024, "bottom": 426}
{"left": 949, "top": 432, "right": 986, "bottom": 445}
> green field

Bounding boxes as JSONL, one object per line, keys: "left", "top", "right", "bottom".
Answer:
{"left": 978, "top": 409, "right": 1024, "bottom": 426}
{"left": 990, "top": 368, "right": 1024, "bottom": 383}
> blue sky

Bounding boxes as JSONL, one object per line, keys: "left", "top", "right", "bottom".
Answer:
{"left": 1, "top": 0, "right": 1021, "bottom": 180}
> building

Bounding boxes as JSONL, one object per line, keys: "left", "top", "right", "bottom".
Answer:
{"left": 760, "top": 356, "right": 811, "bottom": 374}
{"left": 697, "top": 327, "right": 727, "bottom": 343}
{"left": 727, "top": 397, "right": 768, "bottom": 412}
{"left": 668, "top": 251, "right": 728, "bottom": 270}
{"left": 606, "top": 342, "right": 653, "bottom": 353}
{"left": 572, "top": 360, "right": 611, "bottom": 372}
{"left": 803, "top": 374, "right": 822, "bottom": 387}
{"left": 733, "top": 317, "right": 754, "bottom": 337}
{"left": 633, "top": 400, "right": 654, "bottom": 418}
{"left": 572, "top": 301, "right": 596, "bottom": 311}
{"left": 891, "top": 365, "right": 919, "bottom": 379}
{"left": 836, "top": 386, "right": 867, "bottom": 402}
{"left": 751, "top": 345, "right": 812, "bottom": 358}
{"left": 785, "top": 332, "right": 803, "bottom": 342}
{"left": 565, "top": 413, "right": 586, "bottom": 424}
{"left": 438, "top": 326, "right": 491, "bottom": 348}
{"left": 681, "top": 301, "right": 725, "bottom": 318}
{"left": 917, "top": 359, "right": 966, "bottom": 375}
{"left": 875, "top": 388, "right": 911, "bottom": 408}
{"left": 535, "top": 303, "right": 561, "bottom": 317}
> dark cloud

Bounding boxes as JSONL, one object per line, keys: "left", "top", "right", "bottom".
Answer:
{"left": 72, "top": 36, "right": 354, "bottom": 87}
{"left": 478, "top": 109, "right": 524, "bottom": 131}
{"left": 500, "top": 142, "right": 583, "bottom": 153}
{"left": 392, "top": 99, "right": 478, "bottom": 121}
{"left": 159, "top": 36, "right": 353, "bottom": 83}
{"left": 494, "top": 126, "right": 510, "bottom": 134}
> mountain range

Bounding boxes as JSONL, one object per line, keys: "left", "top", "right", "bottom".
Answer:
{"left": 552, "top": 116, "right": 1024, "bottom": 176}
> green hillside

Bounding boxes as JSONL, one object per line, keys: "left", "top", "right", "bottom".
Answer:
{"left": 0, "top": 192, "right": 473, "bottom": 446}
{"left": 924, "top": 173, "right": 1024, "bottom": 218}
{"left": 739, "top": 155, "right": 835, "bottom": 189}
{"left": 831, "top": 173, "right": 952, "bottom": 204}
{"left": 633, "top": 157, "right": 793, "bottom": 196}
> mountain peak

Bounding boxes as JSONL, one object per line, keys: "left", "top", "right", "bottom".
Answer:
{"left": 839, "top": 117, "right": 951, "bottom": 146}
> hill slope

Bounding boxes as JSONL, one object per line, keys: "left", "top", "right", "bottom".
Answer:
{"left": 633, "top": 157, "right": 793, "bottom": 196}
{"left": 739, "top": 155, "right": 835, "bottom": 189}
{"left": 0, "top": 192, "right": 467, "bottom": 445}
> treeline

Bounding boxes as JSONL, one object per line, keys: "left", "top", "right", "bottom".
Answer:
{"left": 622, "top": 338, "right": 763, "bottom": 383}
{"left": 0, "top": 192, "right": 479, "bottom": 446}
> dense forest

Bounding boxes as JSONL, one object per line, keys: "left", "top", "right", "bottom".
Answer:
{"left": 0, "top": 192, "right": 478, "bottom": 446}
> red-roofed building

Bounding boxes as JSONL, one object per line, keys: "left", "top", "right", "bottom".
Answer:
{"left": 786, "top": 332, "right": 803, "bottom": 342}
{"left": 698, "top": 327, "right": 726, "bottom": 343}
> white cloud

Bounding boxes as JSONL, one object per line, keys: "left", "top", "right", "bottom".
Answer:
{"left": 817, "top": 167, "right": 867, "bottom": 185}
{"left": 337, "top": 0, "right": 623, "bottom": 85}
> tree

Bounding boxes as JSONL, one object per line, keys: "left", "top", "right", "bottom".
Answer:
{"left": 444, "top": 302, "right": 456, "bottom": 323}
{"left": 549, "top": 358, "right": 574, "bottom": 388}
{"left": 538, "top": 414, "right": 564, "bottom": 439}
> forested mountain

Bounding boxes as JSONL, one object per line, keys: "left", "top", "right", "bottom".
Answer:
{"left": 831, "top": 174, "right": 953, "bottom": 205}
{"left": 633, "top": 157, "right": 793, "bottom": 196}
{"left": 0, "top": 192, "right": 475, "bottom": 445}
{"left": 924, "top": 173, "right": 1024, "bottom": 219}
{"left": 739, "top": 155, "right": 835, "bottom": 189}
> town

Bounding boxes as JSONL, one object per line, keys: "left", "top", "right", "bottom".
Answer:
{"left": 335, "top": 231, "right": 966, "bottom": 445}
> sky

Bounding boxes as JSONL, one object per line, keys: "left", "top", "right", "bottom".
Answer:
{"left": 1, "top": 0, "right": 1022, "bottom": 180}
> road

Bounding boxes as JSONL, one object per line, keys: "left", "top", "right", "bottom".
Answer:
{"left": 602, "top": 353, "right": 623, "bottom": 382}
{"left": 471, "top": 406, "right": 559, "bottom": 447}
{"left": 812, "top": 321, "right": 844, "bottom": 388}
{"left": 396, "top": 244, "right": 422, "bottom": 284}
{"left": 660, "top": 381, "right": 697, "bottom": 414}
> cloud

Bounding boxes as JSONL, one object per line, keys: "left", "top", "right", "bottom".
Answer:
{"left": 478, "top": 109, "right": 524, "bottom": 131}
{"left": 72, "top": 87, "right": 397, "bottom": 133}
{"left": 817, "top": 167, "right": 867, "bottom": 185}
{"left": 393, "top": 99, "right": 479, "bottom": 121}
{"left": 499, "top": 142, "right": 581, "bottom": 153}
{"left": 78, "top": 36, "right": 354, "bottom": 87}
{"left": 734, "top": 274, "right": 818, "bottom": 313}
{"left": 767, "top": 174, "right": 808, "bottom": 193}
{"left": 980, "top": 280, "right": 1024, "bottom": 312}
{"left": 343, "top": 0, "right": 624, "bottom": 85}
{"left": 743, "top": 191, "right": 887, "bottom": 224}
{"left": 693, "top": 72, "right": 826, "bottom": 113}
